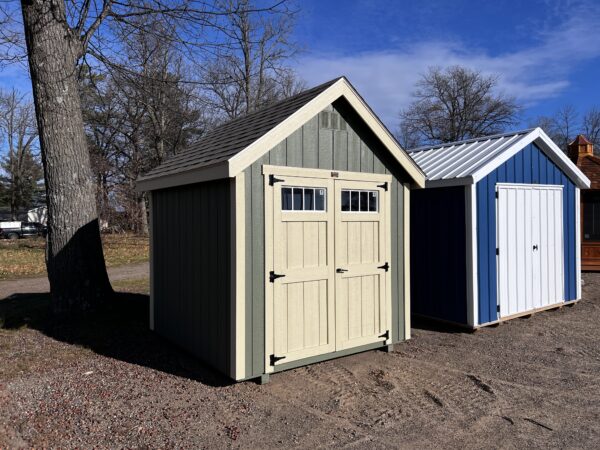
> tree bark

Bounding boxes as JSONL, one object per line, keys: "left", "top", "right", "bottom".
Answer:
{"left": 21, "top": 0, "right": 113, "bottom": 313}
{"left": 138, "top": 193, "right": 149, "bottom": 236}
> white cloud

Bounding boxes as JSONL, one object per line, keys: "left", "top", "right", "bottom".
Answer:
{"left": 295, "top": 2, "right": 600, "bottom": 128}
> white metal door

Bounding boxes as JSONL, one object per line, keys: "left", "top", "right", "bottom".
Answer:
{"left": 497, "top": 184, "right": 564, "bottom": 318}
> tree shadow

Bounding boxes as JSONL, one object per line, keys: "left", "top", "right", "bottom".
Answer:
{"left": 411, "top": 315, "right": 472, "bottom": 334}
{"left": 0, "top": 292, "right": 232, "bottom": 387}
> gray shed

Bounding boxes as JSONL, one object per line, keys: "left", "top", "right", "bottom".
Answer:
{"left": 137, "top": 77, "right": 426, "bottom": 382}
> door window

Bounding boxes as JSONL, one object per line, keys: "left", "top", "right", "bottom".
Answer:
{"left": 341, "top": 189, "right": 378, "bottom": 212}
{"left": 282, "top": 187, "right": 326, "bottom": 211}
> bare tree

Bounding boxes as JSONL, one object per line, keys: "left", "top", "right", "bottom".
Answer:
{"left": 532, "top": 105, "right": 579, "bottom": 153}
{"left": 399, "top": 66, "right": 520, "bottom": 147}
{"left": 0, "top": 89, "right": 41, "bottom": 219}
{"left": 9, "top": 0, "right": 292, "bottom": 313}
{"left": 552, "top": 105, "right": 578, "bottom": 152}
{"left": 203, "top": 0, "right": 303, "bottom": 119}
{"left": 583, "top": 107, "right": 600, "bottom": 150}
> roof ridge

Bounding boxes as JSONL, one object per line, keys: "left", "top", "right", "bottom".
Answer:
{"left": 203, "top": 77, "right": 343, "bottom": 134}
{"left": 406, "top": 128, "right": 537, "bottom": 153}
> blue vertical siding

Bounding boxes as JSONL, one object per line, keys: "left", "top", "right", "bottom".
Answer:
{"left": 476, "top": 143, "right": 577, "bottom": 325}
{"left": 410, "top": 186, "right": 467, "bottom": 324}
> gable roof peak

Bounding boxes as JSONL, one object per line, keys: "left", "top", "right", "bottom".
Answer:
{"left": 137, "top": 76, "right": 425, "bottom": 191}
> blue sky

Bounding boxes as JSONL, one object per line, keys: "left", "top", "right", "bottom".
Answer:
{"left": 1, "top": 0, "right": 599, "bottom": 133}
{"left": 292, "top": 0, "right": 600, "bottom": 129}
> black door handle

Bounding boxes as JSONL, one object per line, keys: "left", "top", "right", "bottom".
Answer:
{"left": 533, "top": 245, "right": 538, "bottom": 251}
{"left": 336, "top": 268, "right": 348, "bottom": 273}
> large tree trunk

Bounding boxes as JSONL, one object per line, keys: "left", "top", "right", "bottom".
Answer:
{"left": 21, "top": 0, "right": 113, "bottom": 313}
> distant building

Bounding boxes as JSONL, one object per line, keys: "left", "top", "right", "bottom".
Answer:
{"left": 568, "top": 135, "right": 600, "bottom": 271}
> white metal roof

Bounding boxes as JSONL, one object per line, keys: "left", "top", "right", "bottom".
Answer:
{"left": 407, "top": 127, "right": 590, "bottom": 189}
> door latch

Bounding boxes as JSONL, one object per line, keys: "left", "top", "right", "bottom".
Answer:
{"left": 336, "top": 268, "right": 348, "bottom": 273}
{"left": 269, "top": 271, "right": 285, "bottom": 282}
{"left": 377, "top": 262, "right": 390, "bottom": 272}
{"left": 533, "top": 244, "right": 539, "bottom": 251}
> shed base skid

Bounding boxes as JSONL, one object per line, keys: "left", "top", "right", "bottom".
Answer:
{"left": 413, "top": 299, "right": 580, "bottom": 331}
{"left": 475, "top": 299, "right": 580, "bottom": 329}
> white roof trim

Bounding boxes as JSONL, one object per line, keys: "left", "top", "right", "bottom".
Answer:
{"left": 138, "top": 78, "right": 426, "bottom": 192}
{"left": 470, "top": 128, "right": 590, "bottom": 188}
{"left": 411, "top": 128, "right": 590, "bottom": 189}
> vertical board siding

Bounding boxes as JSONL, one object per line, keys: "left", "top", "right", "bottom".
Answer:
{"left": 244, "top": 101, "right": 412, "bottom": 378}
{"left": 410, "top": 186, "right": 467, "bottom": 324}
{"left": 153, "top": 180, "right": 231, "bottom": 375}
{"left": 477, "top": 142, "right": 577, "bottom": 325}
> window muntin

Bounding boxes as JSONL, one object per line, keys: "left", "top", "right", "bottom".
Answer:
{"left": 341, "top": 189, "right": 379, "bottom": 212}
{"left": 282, "top": 187, "right": 326, "bottom": 211}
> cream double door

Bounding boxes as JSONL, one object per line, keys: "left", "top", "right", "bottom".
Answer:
{"left": 266, "top": 169, "right": 392, "bottom": 369}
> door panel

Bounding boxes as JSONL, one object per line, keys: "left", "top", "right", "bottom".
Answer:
{"left": 334, "top": 180, "right": 390, "bottom": 350}
{"left": 272, "top": 176, "right": 336, "bottom": 365}
{"left": 497, "top": 184, "right": 564, "bottom": 319}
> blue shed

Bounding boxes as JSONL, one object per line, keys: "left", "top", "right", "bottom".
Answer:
{"left": 408, "top": 128, "right": 590, "bottom": 328}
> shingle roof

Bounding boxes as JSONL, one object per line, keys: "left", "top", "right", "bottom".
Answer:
{"left": 407, "top": 128, "right": 590, "bottom": 188}
{"left": 407, "top": 129, "right": 535, "bottom": 181}
{"left": 139, "top": 78, "right": 341, "bottom": 182}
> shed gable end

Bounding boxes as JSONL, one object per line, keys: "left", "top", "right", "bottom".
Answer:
{"left": 242, "top": 101, "right": 412, "bottom": 378}
{"left": 476, "top": 142, "right": 577, "bottom": 325}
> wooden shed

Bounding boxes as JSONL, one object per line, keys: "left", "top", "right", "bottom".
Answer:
{"left": 136, "top": 77, "right": 426, "bottom": 382}
{"left": 568, "top": 135, "right": 600, "bottom": 271}
{"left": 408, "top": 128, "right": 590, "bottom": 328}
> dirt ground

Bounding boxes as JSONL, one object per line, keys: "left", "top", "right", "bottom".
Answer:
{"left": 0, "top": 262, "right": 149, "bottom": 300}
{"left": 1, "top": 274, "right": 599, "bottom": 448}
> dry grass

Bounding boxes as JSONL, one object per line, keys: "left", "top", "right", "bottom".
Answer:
{"left": 0, "top": 234, "right": 148, "bottom": 280}
{"left": 111, "top": 277, "right": 149, "bottom": 294}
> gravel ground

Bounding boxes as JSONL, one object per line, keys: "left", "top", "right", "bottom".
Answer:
{"left": 1, "top": 274, "right": 599, "bottom": 448}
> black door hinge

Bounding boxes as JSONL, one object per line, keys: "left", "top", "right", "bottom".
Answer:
{"left": 269, "top": 174, "right": 285, "bottom": 186}
{"left": 269, "top": 271, "right": 285, "bottom": 282}
{"left": 496, "top": 248, "right": 499, "bottom": 255}
{"left": 379, "top": 330, "right": 389, "bottom": 340}
{"left": 495, "top": 191, "right": 499, "bottom": 199}
{"left": 378, "top": 262, "right": 390, "bottom": 272}
{"left": 270, "top": 354, "right": 286, "bottom": 366}
{"left": 377, "top": 182, "right": 388, "bottom": 191}
{"left": 497, "top": 305, "right": 501, "bottom": 313}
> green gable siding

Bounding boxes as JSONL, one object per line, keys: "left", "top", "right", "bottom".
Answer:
{"left": 244, "top": 99, "right": 412, "bottom": 378}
